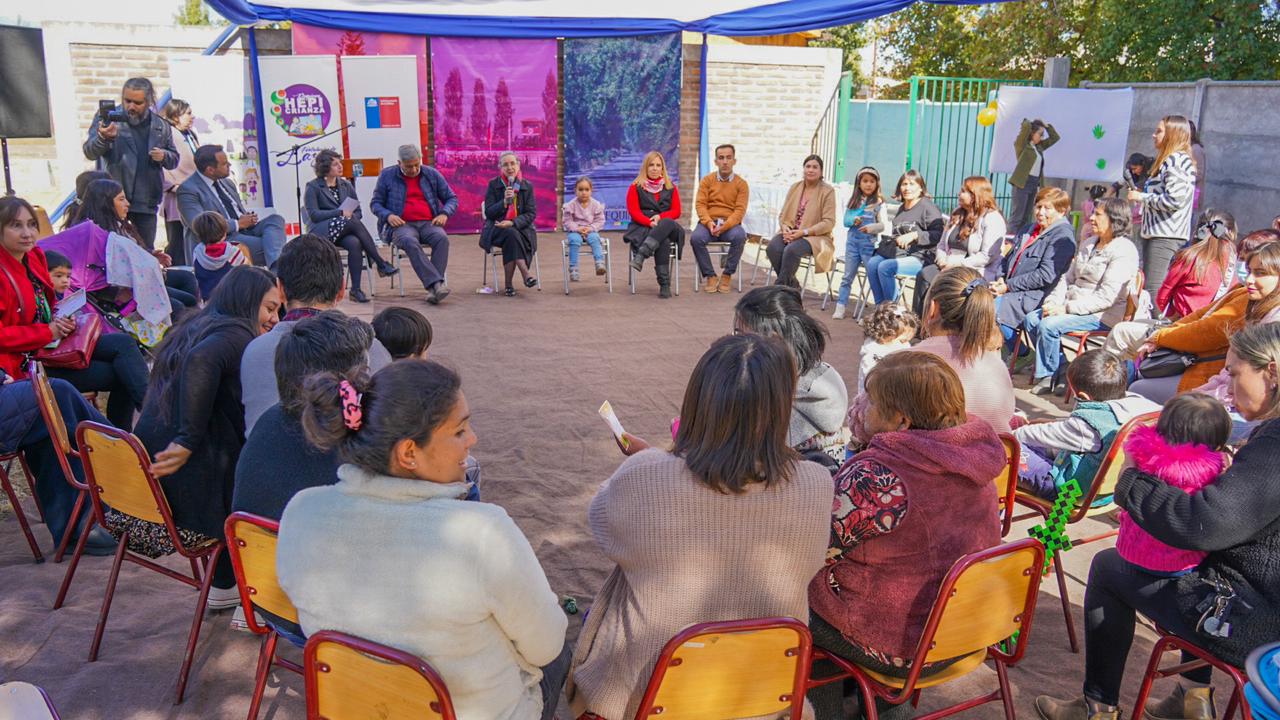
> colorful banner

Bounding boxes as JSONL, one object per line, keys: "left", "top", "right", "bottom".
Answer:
{"left": 563, "top": 34, "right": 682, "bottom": 230}
{"left": 257, "top": 55, "right": 342, "bottom": 226}
{"left": 168, "top": 55, "right": 264, "bottom": 209}
{"left": 431, "top": 37, "right": 559, "bottom": 233}
{"left": 341, "top": 55, "right": 422, "bottom": 238}
{"left": 291, "top": 23, "right": 429, "bottom": 152}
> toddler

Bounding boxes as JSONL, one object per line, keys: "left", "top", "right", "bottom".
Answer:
{"left": 1118, "top": 392, "right": 1231, "bottom": 576}
{"left": 856, "top": 302, "right": 917, "bottom": 394}
{"left": 191, "top": 211, "right": 245, "bottom": 300}
{"left": 371, "top": 306, "right": 433, "bottom": 361}
{"left": 562, "top": 176, "right": 606, "bottom": 281}
{"left": 45, "top": 250, "right": 73, "bottom": 298}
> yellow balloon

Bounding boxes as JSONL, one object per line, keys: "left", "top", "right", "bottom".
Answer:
{"left": 977, "top": 107, "right": 997, "bottom": 126}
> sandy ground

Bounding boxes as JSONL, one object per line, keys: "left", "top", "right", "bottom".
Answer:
{"left": 0, "top": 236, "right": 1234, "bottom": 718}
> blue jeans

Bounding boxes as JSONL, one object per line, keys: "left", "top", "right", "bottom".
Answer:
{"left": 865, "top": 254, "right": 923, "bottom": 303}
{"left": 566, "top": 231, "right": 604, "bottom": 268}
{"left": 690, "top": 223, "right": 747, "bottom": 278}
{"left": 1023, "top": 309, "right": 1106, "bottom": 380}
{"left": 836, "top": 231, "right": 876, "bottom": 306}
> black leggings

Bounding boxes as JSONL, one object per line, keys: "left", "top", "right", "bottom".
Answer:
{"left": 1083, "top": 548, "right": 1211, "bottom": 706}
{"left": 164, "top": 220, "right": 188, "bottom": 266}
{"left": 766, "top": 235, "right": 813, "bottom": 287}
{"left": 48, "top": 332, "right": 150, "bottom": 430}
{"left": 335, "top": 221, "right": 383, "bottom": 289}
{"left": 638, "top": 218, "right": 684, "bottom": 269}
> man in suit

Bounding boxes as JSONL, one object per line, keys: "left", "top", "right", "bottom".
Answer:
{"left": 178, "top": 145, "right": 286, "bottom": 268}
{"left": 370, "top": 144, "right": 457, "bottom": 304}
{"left": 82, "top": 77, "right": 178, "bottom": 250}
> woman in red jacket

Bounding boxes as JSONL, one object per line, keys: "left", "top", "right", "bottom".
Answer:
{"left": 624, "top": 151, "right": 683, "bottom": 298}
{"left": 1155, "top": 208, "right": 1236, "bottom": 320}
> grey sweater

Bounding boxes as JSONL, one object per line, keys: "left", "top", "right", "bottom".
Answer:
{"left": 790, "top": 362, "right": 850, "bottom": 457}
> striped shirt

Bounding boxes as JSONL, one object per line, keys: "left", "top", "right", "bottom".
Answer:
{"left": 1139, "top": 151, "right": 1196, "bottom": 240}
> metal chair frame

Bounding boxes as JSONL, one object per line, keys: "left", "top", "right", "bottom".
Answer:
{"left": 691, "top": 240, "right": 745, "bottom": 294}
{"left": 627, "top": 244, "right": 680, "bottom": 296}
{"left": 28, "top": 360, "right": 86, "bottom": 563}
{"left": 1132, "top": 630, "right": 1254, "bottom": 720}
{"left": 561, "top": 234, "right": 613, "bottom": 294}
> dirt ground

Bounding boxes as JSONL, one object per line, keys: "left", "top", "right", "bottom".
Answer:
{"left": 0, "top": 237, "right": 1234, "bottom": 718}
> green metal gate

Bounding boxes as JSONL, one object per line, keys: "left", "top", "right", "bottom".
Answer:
{"left": 905, "top": 76, "right": 1040, "bottom": 216}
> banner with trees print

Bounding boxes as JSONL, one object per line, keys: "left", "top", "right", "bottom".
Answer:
{"left": 431, "top": 37, "right": 559, "bottom": 232}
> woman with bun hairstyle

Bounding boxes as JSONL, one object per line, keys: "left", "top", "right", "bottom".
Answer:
{"left": 277, "top": 360, "right": 570, "bottom": 720}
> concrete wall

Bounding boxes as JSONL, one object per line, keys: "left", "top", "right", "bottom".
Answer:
{"left": 1082, "top": 79, "right": 1280, "bottom": 235}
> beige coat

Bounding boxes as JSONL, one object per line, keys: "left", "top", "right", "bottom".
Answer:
{"left": 161, "top": 126, "right": 198, "bottom": 221}
{"left": 778, "top": 180, "right": 837, "bottom": 273}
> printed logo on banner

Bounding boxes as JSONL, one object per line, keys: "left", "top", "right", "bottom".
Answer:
{"left": 269, "top": 84, "right": 333, "bottom": 137}
{"left": 364, "top": 97, "right": 402, "bottom": 129}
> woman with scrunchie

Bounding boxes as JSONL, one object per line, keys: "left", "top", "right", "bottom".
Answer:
{"left": 277, "top": 360, "right": 570, "bottom": 720}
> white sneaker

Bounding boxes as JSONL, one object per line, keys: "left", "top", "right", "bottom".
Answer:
{"left": 832, "top": 304, "right": 846, "bottom": 320}
{"left": 229, "top": 605, "right": 266, "bottom": 632}
{"left": 570, "top": 268, "right": 581, "bottom": 282}
{"left": 206, "top": 585, "right": 242, "bottom": 610}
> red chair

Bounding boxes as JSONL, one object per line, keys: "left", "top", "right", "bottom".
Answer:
{"left": 304, "top": 630, "right": 457, "bottom": 720}
{"left": 996, "top": 433, "right": 1020, "bottom": 538}
{"left": 54, "top": 421, "right": 223, "bottom": 703}
{"left": 1062, "top": 270, "right": 1146, "bottom": 360}
{"left": 807, "top": 538, "right": 1045, "bottom": 720}
{"left": 28, "top": 360, "right": 88, "bottom": 563}
{"left": 1132, "top": 631, "right": 1254, "bottom": 720}
{"left": 225, "top": 512, "right": 304, "bottom": 720}
{"left": 0, "top": 448, "right": 43, "bottom": 563}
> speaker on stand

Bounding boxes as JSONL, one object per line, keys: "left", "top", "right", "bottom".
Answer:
{"left": 0, "top": 24, "right": 54, "bottom": 196}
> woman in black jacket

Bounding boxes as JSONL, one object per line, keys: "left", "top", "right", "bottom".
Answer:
{"left": 991, "top": 186, "right": 1077, "bottom": 355}
{"left": 133, "top": 266, "right": 281, "bottom": 607}
{"left": 480, "top": 152, "right": 538, "bottom": 296}
{"left": 1036, "top": 322, "right": 1280, "bottom": 720}
{"left": 303, "top": 149, "right": 397, "bottom": 303}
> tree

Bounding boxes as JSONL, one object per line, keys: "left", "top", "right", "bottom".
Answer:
{"left": 469, "top": 78, "right": 489, "bottom": 147}
{"left": 809, "top": 24, "right": 869, "bottom": 90}
{"left": 173, "top": 0, "right": 223, "bottom": 26}
{"left": 541, "top": 70, "right": 557, "bottom": 144}
{"left": 443, "top": 69, "right": 464, "bottom": 146}
{"left": 493, "top": 79, "right": 513, "bottom": 149}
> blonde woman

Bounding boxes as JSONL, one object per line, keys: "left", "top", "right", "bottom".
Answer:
{"left": 624, "top": 151, "right": 683, "bottom": 298}
{"left": 1128, "top": 115, "right": 1197, "bottom": 296}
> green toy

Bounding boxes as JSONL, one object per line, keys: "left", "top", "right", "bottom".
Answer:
{"left": 1027, "top": 478, "right": 1083, "bottom": 574}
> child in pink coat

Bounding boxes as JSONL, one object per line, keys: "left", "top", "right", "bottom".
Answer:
{"left": 1118, "top": 392, "right": 1232, "bottom": 576}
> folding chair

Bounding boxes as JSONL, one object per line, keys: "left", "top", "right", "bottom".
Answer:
{"left": 561, "top": 234, "right": 613, "bottom": 294}
{"left": 335, "top": 248, "right": 376, "bottom": 298}
{"left": 996, "top": 433, "right": 1020, "bottom": 538}
{"left": 1132, "top": 631, "right": 1254, "bottom": 720}
{"left": 691, "top": 240, "right": 744, "bottom": 294}
{"left": 799, "top": 257, "right": 838, "bottom": 309}
{"left": 0, "top": 681, "right": 60, "bottom": 719}
{"left": 54, "top": 421, "right": 223, "bottom": 704}
{"left": 29, "top": 360, "right": 87, "bottom": 563}
{"left": 0, "top": 448, "right": 42, "bottom": 563}
{"left": 1061, "top": 270, "right": 1146, "bottom": 361}
{"left": 225, "top": 512, "right": 304, "bottom": 720}
{"left": 627, "top": 244, "right": 680, "bottom": 296}
{"left": 1011, "top": 411, "right": 1160, "bottom": 653}
{"left": 634, "top": 617, "right": 812, "bottom": 719}
{"left": 482, "top": 245, "right": 542, "bottom": 292}
{"left": 808, "top": 537, "right": 1046, "bottom": 720}
{"left": 305, "top": 630, "right": 456, "bottom": 720}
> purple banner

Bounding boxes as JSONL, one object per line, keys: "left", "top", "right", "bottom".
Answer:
{"left": 430, "top": 37, "right": 559, "bottom": 233}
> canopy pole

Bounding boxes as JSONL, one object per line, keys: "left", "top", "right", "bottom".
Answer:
{"left": 248, "top": 26, "right": 274, "bottom": 208}
{"left": 698, "top": 33, "right": 710, "bottom": 183}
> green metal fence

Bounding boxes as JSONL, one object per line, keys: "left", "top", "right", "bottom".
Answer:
{"left": 905, "top": 76, "right": 1040, "bottom": 215}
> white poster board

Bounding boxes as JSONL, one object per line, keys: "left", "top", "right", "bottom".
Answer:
{"left": 168, "top": 55, "right": 265, "bottom": 209}
{"left": 340, "top": 56, "right": 421, "bottom": 238}
{"left": 257, "top": 55, "right": 342, "bottom": 226}
{"left": 988, "top": 86, "right": 1134, "bottom": 183}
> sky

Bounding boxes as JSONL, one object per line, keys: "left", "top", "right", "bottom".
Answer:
{"left": 0, "top": 0, "right": 186, "bottom": 26}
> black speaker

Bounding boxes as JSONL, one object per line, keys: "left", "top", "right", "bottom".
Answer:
{"left": 0, "top": 25, "right": 53, "bottom": 138}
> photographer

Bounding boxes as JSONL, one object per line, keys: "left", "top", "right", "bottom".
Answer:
{"left": 82, "top": 77, "right": 178, "bottom": 250}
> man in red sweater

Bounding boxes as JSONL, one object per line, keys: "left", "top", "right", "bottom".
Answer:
{"left": 370, "top": 144, "right": 458, "bottom": 304}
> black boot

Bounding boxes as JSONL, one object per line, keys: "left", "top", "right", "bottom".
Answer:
{"left": 656, "top": 265, "right": 672, "bottom": 299}
{"left": 630, "top": 235, "right": 660, "bottom": 271}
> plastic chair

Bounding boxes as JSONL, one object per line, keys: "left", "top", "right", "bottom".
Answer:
{"left": 1132, "top": 630, "right": 1254, "bottom": 720}
{"left": 634, "top": 617, "right": 813, "bottom": 720}
{"left": 0, "top": 449, "right": 42, "bottom": 563}
{"left": 225, "top": 512, "right": 304, "bottom": 720}
{"left": 304, "top": 630, "right": 456, "bottom": 720}
{"left": 808, "top": 537, "right": 1046, "bottom": 720}
{"left": 627, "top": 243, "right": 680, "bottom": 296}
{"left": 691, "top": 240, "right": 745, "bottom": 294}
{"left": 1011, "top": 410, "right": 1160, "bottom": 653}
{"left": 996, "top": 433, "right": 1020, "bottom": 538}
{"left": 1061, "top": 270, "right": 1146, "bottom": 360}
{"left": 0, "top": 681, "right": 60, "bottom": 719}
{"left": 53, "top": 421, "right": 223, "bottom": 704}
{"left": 28, "top": 360, "right": 87, "bottom": 563}
{"left": 561, "top": 234, "right": 613, "bottom": 294}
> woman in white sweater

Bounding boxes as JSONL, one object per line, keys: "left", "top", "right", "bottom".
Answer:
{"left": 913, "top": 175, "right": 1007, "bottom": 318}
{"left": 277, "top": 361, "right": 569, "bottom": 720}
{"left": 1128, "top": 114, "right": 1197, "bottom": 297}
{"left": 1025, "top": 197, "right": 1140, "bottom": 394}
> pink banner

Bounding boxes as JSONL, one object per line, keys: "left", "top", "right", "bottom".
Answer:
{"left": 431, "top": 37, "right": 559, "bottom": 232}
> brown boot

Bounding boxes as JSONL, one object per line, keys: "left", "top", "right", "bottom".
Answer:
{"left": 717, "top": 273, "right": 733, "bottom": 293}
{"left": 1145, "top": 685, "right": 1215, "bottom": 720}
{"left": 1036, "top": 695, "right": 1120, "bottom": 720}
{"left": 703, "top": 275, "right": 719, "bottom": 293}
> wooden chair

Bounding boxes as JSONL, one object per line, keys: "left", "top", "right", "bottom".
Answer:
{"left": 225, "top": 512, "right": 304, "bottom": 720}
{"left": 54, "top": 421, "right": 223, "bottom": 704}
{"left": 1061, "top": 270, "right": 1146, "bottom": 361}
{"left": 1132, "top": 630, "right": 1254, "bottom": 720}
{"left": 28, "top": 360, "right": 88, "bottom": 563}
{"left": 304, "top": 630, "right": 456, "bottom": 720}
{"left": 1012, "top": 410, "right": 1160, "bottom": 653}
{"left": 0, "top": 681, "right": 60, "bottom": 719}
{"left": 634, "top": 617, "right": 812, "bottom": 720}
{"left": 996, "top": 433, "right": 1020, "bottom": 538}
{"left": 807, "top": 537, "right": 1046, "bottom": 720}
{"left": 0, "top": 448, "right": 43, "bottom": 563}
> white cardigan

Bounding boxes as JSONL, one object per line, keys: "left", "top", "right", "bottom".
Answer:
{"left": 935, "top": 209, "right": 1008, "bottom": 281}
{"left": 278, "top": 464, "right": 568, "bottom": 720}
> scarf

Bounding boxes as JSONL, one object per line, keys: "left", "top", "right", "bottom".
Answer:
{"left": 641, "top": 177, "right": 666, "bottom": 195}
{"left": 502, "top": 173, "right": 523, "bottom": 222}
{"left": 1007, "top": 224, "right": 1044, "bottom": 276}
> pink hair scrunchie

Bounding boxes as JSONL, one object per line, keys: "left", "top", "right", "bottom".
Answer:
{"left": 338, "top": 379, "right": 363, "bottom": 431}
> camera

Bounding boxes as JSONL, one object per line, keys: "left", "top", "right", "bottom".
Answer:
{"left": 97, "top": 100, "right": 128, "bottom": 125}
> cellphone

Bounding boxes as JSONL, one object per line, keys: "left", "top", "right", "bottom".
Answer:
{"left": 598, "top": 401, "right": 629, "bottom": 449}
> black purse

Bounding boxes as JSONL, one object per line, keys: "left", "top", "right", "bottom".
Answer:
{"left": 875, "top": 222, "right": 918, "bottom": 259}
{"left": 1136, "top": 349, "right": 1226, "bottom": 379}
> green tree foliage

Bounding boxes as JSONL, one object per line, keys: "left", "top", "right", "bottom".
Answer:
{"left": 173, "top": 0, "right": 223, "bottom": 26}
{"left": 809, "top": 24, "right": 869, "bottom": 87}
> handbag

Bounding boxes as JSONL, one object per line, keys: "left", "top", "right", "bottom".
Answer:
{"left": 0, "top": 261, "right": 101, "bottom": 370}
{"left": 1136, "top": 348, "right": 1226, "bottom": 379}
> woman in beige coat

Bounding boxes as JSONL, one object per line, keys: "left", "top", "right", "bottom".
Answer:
{"left": 161, "top": 98, "right": 200, "bottom": 264}
{"left": 766, "top": 154, "right": 837, "bottom": 288}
